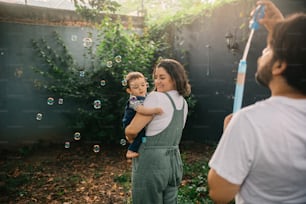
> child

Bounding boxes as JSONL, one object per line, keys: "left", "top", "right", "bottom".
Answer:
{"left": 122, "top": 71, "right": 163, "bottom": 159}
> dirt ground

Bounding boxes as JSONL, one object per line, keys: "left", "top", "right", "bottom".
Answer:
{"left": 0, "top": 141, "right": 214, "bottom": 204}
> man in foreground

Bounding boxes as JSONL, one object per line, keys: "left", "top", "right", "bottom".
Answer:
{"left": 208, "top": 1, "right": 306, "bottom": 203}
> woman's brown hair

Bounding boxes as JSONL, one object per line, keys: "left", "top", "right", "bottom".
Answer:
{"left": 153, "top": 59, "right": 191, "bottom": 97}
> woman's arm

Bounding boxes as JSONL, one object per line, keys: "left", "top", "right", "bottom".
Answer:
{"left": 136, "top": 105, "right": 163, "bottom": 116}
{"left": 125, "top": 112, "right": 153, "bottom": 143}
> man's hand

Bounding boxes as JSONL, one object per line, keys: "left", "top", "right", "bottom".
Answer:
{"left": 223, "top": 113, "right": 233, "bottom": 131}
{"left": 255, "top": 0, "right": 284, "bottom": 32}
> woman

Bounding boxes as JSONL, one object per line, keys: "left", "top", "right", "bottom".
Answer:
{"left": 125, "top": 58, "right": 191, "bottom": 204}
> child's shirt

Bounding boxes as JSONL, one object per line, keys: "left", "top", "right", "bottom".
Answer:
{"left": 122, "top": 95, "right": 146, "bottom": 129}
{"left": 129, "top": 95, "right": 144, "bottom": 111}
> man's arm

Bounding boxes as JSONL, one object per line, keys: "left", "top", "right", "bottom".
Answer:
{"left": 208, "top": 169, "right": 240, "bottom": 204}
{"left": 257, "top": 0, "right": 284, "bottom": 32}
{"left": 207, "top": 113, "right": 239, "bottom": 203}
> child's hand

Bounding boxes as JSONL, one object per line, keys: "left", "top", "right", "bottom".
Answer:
{"left": 155, "top": 107, "right": 163, "bottom": 115}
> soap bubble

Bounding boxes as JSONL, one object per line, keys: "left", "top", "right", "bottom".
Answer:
{"left": 106, "top": 61, "right": 113, "bottom": 68}
{"left": 115, "top": 55, "right": 122, "bottom": 63}
{"left": 71, "top": 35, "right": 78, "bottom": 41}
{"left": 121, "top": 80, "right": 127, "bottom": 87}
{"left": 120, "top": 139, "right": 126, "bottom": 146}
{"left": 58, "top": 98, "right": 64, "bottom": 105}
{"left": 100, "top": 80, "right": 106, "bottom": 86}
{"left": 79, "top": 71, "right": 85, "bottom": 77}
{"left": 64, "top": 141, "right": 70, "bottom": 149}
{"left": 93, "top": 144, "right": 100, "bottom": 153}
{"left": 83, "top": 37, "right": 92, "bottom": 48}
{"left": 36, "top": 113, "right": 43, "bottom": 121}
{"left": 93, "top": 100, "right": 101, "bottom": 109}
{"left": 74, "top": 132, "right": 81, "bottom": 141}
{"left": 47, "top": 97, "right": 54, "bottom": 105}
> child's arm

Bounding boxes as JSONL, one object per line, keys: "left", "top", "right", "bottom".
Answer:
{"left": 136, "top": 105, "right": 163, "bottom": 116}
{"left": 129, "top": 95, "right": 163, "bottom": 116}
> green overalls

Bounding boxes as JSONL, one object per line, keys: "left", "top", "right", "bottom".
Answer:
{"left": 132, "top": 93, "right": 185, "bottom": 204}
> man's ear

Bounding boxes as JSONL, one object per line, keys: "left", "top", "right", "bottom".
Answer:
{"left": 272, "top": 60, "right": 287, "bottom": 75}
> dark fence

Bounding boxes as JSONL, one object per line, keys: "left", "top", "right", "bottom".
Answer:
{"left": 176, "top": 0, "right": 306, "bottom": 144}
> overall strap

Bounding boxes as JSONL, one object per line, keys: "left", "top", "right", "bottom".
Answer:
{"left": 164, "top": 92, "right": 185, "bottom": 111}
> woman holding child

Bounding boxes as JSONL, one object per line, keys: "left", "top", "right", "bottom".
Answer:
{"left": 125, "top": 58, "right": 191, "bottom": 203}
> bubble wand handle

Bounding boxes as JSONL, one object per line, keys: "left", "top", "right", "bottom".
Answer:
{"left": 232, "top": 5, "right": 265, "bottom": 113}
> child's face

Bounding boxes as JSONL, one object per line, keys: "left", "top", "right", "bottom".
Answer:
{"left": 127, "top": 77, "right": 147, "bottom": 97}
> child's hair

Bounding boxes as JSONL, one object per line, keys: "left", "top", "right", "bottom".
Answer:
{"left": 125, "top": 72, "right": 146, "bottom": 88}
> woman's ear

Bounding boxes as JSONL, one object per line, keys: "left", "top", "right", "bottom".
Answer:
{"left": 272, "top": 60, "right": 287, "bottom": 75}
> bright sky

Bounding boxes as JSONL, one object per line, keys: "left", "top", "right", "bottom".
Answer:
{"left": 0, "top": 0, "right": 75, "bottom": 10}
{"left": 0, "top": 0, "right": 217, "bottom": 12}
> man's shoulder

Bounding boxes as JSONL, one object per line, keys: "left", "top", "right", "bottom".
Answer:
{"left": 241, "top": 98, "right": 271, "bottom": 113}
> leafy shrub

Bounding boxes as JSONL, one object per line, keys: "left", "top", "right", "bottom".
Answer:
{"left": 178, "top": 159, "right": 214, "bottom": 203}
{"left": 31, "top": 17, "right": 159, "bottom": 143}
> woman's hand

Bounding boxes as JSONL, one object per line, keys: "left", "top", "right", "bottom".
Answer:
{"left": 125, "top": 112, "right": 153, "bottom": 143}
{"left": 125, "top": 135, "right": 134, "bottom": 144}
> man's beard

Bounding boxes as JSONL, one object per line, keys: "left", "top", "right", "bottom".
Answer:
{"left": 255, "top": 61, "right": 273, "bottom": 88}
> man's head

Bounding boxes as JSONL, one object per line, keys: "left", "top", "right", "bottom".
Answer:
{"left": 256, "top": 13, "right": 306, "bottom": 94}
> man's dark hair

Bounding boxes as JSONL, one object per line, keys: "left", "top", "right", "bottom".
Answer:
{"left": 270, "top": 13, "right": 306, "bottom": 94}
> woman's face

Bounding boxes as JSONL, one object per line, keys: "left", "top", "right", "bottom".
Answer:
{"left": 154, "top": 67, "right": 175, "bottom": 92}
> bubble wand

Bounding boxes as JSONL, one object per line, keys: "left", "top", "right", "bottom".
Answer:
{"left": 232, "top": 5, "right": 265, "bottom": 113}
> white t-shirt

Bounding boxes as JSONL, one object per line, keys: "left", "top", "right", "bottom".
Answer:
{"left": 209, "top": 96, "right": 306, "bottom": 204}
{"left": 144, "top": 90, "right": 188, "bottom": 136}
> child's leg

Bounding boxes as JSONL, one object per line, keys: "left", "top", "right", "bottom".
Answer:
{"left": 126, "top": 149, "right": 139, "bottom": 158}
{"left": 128, "top": 134, "right": 142, "bottom": 152}
{"left": 127, "top": 133, "right": 143, "bottom": 159}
